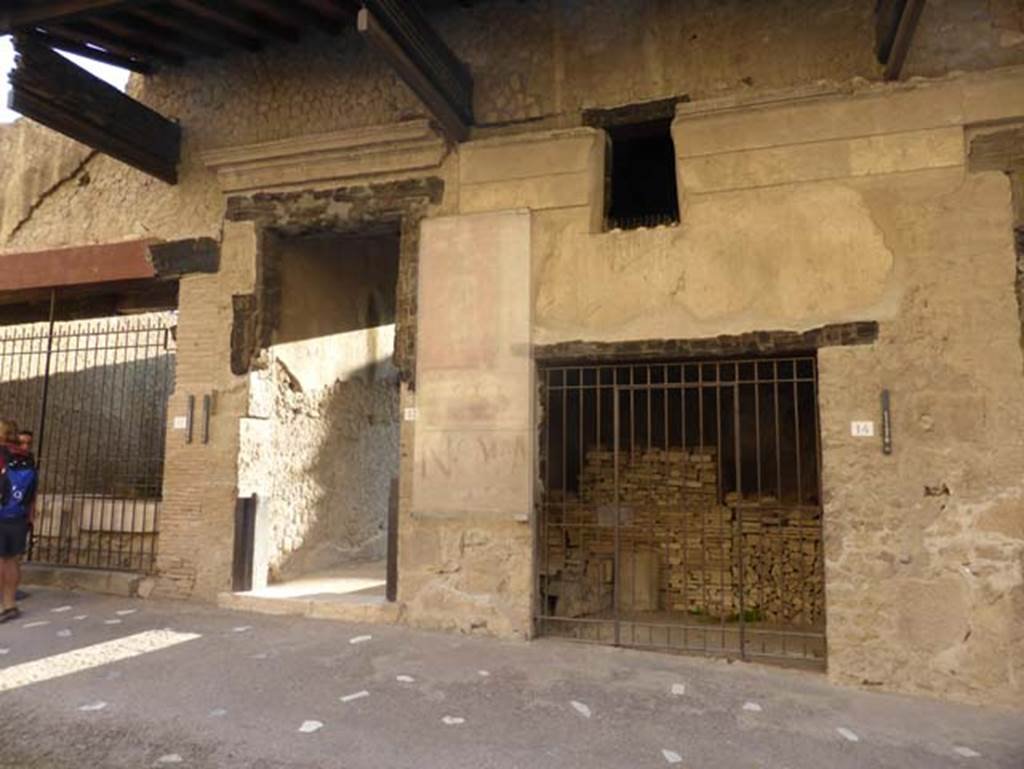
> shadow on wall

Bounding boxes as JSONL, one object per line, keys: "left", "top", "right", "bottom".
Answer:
{"left": 269, "top": 356, "right": 400, "bottom": 581}
{"left": 240, "top": 229, "right": 403, "bottom": 584}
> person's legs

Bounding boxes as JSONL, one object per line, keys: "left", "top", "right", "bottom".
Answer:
{"left": 0, "top": 557, "right": 16, "bottom": 611}
{"left": 0, "top": 519, "right": 26, "bottom": 616}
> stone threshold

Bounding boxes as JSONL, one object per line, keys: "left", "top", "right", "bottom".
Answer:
{"left": 216, "top": 591, "right": 401, "bottom": 624}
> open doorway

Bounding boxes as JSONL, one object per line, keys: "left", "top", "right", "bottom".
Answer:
{"left": 239, "top": 228, "right": 401, "bottom": 604}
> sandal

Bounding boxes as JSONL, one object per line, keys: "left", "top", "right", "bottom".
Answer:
{"left": 0, "top": 607, "right": 21, "bottom": 623}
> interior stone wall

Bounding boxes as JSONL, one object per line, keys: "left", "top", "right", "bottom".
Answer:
{"left": 238, "top": 233, "right": 401, "bottom": 584}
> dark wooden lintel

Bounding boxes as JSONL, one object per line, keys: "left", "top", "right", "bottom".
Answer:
{"left": 359, "top": 1, "right": 473, "bottom": 142}
{"left": 532, "top": 323, "right": 880, "bottom": 365}
{"left": 9, "top": 35, "right": 181, "bottom": 184}
{"left": 147, "top": 238, "right": 221, "bottom": 277}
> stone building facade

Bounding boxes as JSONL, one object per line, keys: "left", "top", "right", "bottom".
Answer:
{"left": 1, "top": 0, "right": 1022, "bottom": 708}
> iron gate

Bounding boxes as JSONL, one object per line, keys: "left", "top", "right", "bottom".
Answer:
{"left": 0, "top": 311, "right": 175, "bottom": 573}
{"left": 537, "top": 357, "right": 826, "bottom": 667}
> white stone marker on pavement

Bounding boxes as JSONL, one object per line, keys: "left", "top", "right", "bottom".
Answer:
{"left": 104, "top": 619, "right": 123, "bottom": 625}
{"left": 208, "top": 708, "right": 227, "bottom": 718}
{"left": 232, "top": 625, "right": 252, "bottom": 633}
{"left": 23, "top": 621, "right": 50, "bottom": 628}
{"left": 56, "top": 629, "right": 72, "bottom": 638}
{"left": 339, "top": 690, "right": 370, "bottom": 703}
{"left": 441, "top": 716, "right": 465, "bottom": 725}
{"left": 837, "top": 727, "right": 860, "bottom": 742}
{"left": 73, "top": 615, "right": 87, "bottom": 621}
{"left": 671, "top": 683, "right": 686, "bottom": 696}
{"left": 571, "top": 701, "right": 592, "bottom": 718}
{"left": 742, "top": 702, "right": 762, "bottom": 712}
{"left": 0, "top": 648, "right": 9, "bottom": 655}
{"left": 298, "top": 720, "right": 323, "bottom": 734}
{"left": 478, "top": 670, "right": 490, "bottom": 677}
{"left": 662, "top": 749, "right": 683, "bottom": 764}
{"left": 954, "top": 746, "right": 981, "bottom": 758}
{"left": 156, "top": 754, "right": 183, "bottom": 764}
{"left": 349, "top": 635, "right": 372, "bottom": 644}
{"left": 115, "top": 609, "right": 138, "bottom": 616}
{"left": 396, "top": 675, "right": 415, "bottom": 683}
{"left": 50, "top": 606, "right": 72, "bottom": 613}
{"left": 78, "top": 701, "right": 108, "bottom": 712}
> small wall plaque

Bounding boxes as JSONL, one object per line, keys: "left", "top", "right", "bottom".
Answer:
{"left": 851, "top": 421, "right": 875, "bottom": 437}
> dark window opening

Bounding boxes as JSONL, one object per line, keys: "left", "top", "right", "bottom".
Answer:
{"left": 605, "top": 118, "right": 680, "bottom": 231}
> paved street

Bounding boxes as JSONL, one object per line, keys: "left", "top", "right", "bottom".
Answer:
{"left": 0, "top": 589, "right": 1021, "bottom": 769}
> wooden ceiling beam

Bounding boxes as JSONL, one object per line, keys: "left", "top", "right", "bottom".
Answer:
{"left": 113, "top": 8, "right": 233, "bottom": 59}
{"left": 52, "top": 20, "right": 185, "bottom": 67}
{"left": 164, "top": 0, "right": 273, "bottom": 48}
{"left": 875, "top": 0, "right": 927, "bottom": 81}
{"left": 295, "top": 0, "right": 360, "bottom": 27}
{"left": 0, "top": 0, "right": 141, "bottom": 34}
{"left": 9, "top": 34, "right": 181, "bottom": 183}
{"left": 83, "top": 13, "right": 215, "bottom": 61}
{"left": 27, "top": 27, "right": 154, "bottom": 73}
{"left": 224, "top": 0, "right": 309, "bottom": 40}
{"left": 358, "top": 0, "right": 473, "bottom": 142}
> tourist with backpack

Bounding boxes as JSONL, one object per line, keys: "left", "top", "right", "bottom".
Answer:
{"left": 0, "top": 418, "right": 38, "bottom": 623}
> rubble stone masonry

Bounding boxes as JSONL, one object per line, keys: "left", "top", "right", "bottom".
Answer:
{"left": 0, "top": 0, "right": 1022, "bottom": 708}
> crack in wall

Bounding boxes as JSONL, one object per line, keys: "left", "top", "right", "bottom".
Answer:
{"left": 5, "top": 150, "right": 98, "bottom": 244}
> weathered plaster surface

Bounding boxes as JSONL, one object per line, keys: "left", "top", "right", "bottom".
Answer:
{"left": 0, "top": 0, "right": 1021, "bottom": 708}
{"left": 238, "top": 233, "right": 401, "bottom": 583}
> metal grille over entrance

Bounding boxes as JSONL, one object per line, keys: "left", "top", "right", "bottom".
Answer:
{"left": 537, "top": 357, "right": 826, "bottom": 667}
{"left": 0, "top": 312, "right": 176, "bottom": 573}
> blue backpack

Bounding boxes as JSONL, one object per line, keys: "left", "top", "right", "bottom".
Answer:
{"left": 0, "top": 452, "right": 37, "bottom": 520}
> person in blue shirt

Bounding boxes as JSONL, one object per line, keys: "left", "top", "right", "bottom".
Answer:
{"left": 0, "top": 418, "right": 38, "bottom": 623}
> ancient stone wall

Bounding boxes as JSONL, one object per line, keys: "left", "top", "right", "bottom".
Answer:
{"left": 0, "top": 0, "right": 1020, "bottom": 708}
{"left": 241, "top": 357, "right": 399, "bottom": 582}
{"left": 3, "top": 0, "right": 1021, "bottom": 254}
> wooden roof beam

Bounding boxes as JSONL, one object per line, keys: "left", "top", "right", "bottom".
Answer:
{"left": 27, "top": 27, "right": 154, "bottom": 73}
{"left": 81, "top": 13, "right": 214, "bottom": 61}
{"left": 9, "top": 35, "right": 181, "bottom": 183}
{"left": 0, "top": 0, "right": 141, "bottom": 34}
{"left": 875, "top": 0, "right": 927, "bottom": 81}
{"left": 110, "top": 8, "right": 233, "bottom": 59}
{"left": 164, "top": 0, "right": 273, "bottom": 48}
{"left": 224, "top": 0, "right": 309, "bottom": 41}
{"left": 358, "top": 0, "right": 473, "bottom": 142}
{"left": 295, "top": 0, "right": 360, "bottom": 30}
{"left": 51, "top": 20, "right": 185, "bottom": 67}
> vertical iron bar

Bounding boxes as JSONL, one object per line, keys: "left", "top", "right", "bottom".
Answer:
{"left": 34, "top": 290, "right": 57, "bottom": 459}
{"left": 733, "top": 380, "right": 746, "bottom": 661}
{"left": 773, "top": 361, "right": 782, "bottom": 501}
{"left": 792, "top": 362, "right": 803, "bottom": 507}
{"left": 715, "top": 364, "right": 724, "bottom": 654}
{"left": 613, "top": 378, "right": 621, "bottom": 647}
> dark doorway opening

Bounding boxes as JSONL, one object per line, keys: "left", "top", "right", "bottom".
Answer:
{"left": 605, "top": 118, "right": 680, "bottom": 231}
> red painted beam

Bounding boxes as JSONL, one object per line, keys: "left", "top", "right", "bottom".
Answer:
{"left": 0, "top": 239, "right": 159, "bottom": 293}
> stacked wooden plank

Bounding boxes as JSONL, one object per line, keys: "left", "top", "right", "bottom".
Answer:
{"left": 541, "top": 448, "right": 824, "bottom": 624}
